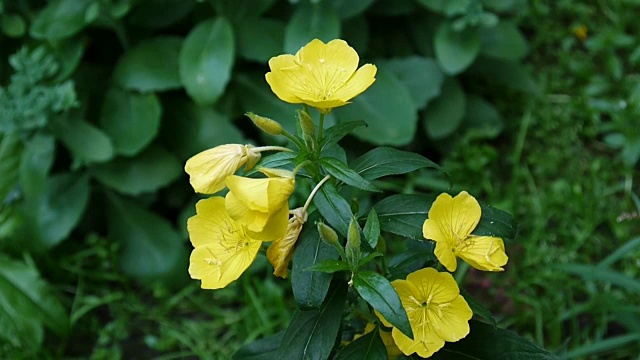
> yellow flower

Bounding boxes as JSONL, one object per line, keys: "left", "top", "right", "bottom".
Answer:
{"left": 265, "top": 38, "right": 377, "bottom": 113}
{"left": 422, "top": 191, "right": 508, "bottom": 272}
{"left": 225, "top": 168, "right": 295, "bottom": 241}
{"left": 187, "top": 197, "right": 262, "bottom": 289}
{"left": 376, "top": 268, "right": 472, "bottom": 358}
{"left": 184, "top": 144, "right": 260, "bottom": 194}
{"left": 573, "top": 25, "right": 588, "bottom": 42}
{"left": 266, "top": 208, "right": 306, "bottom": 278}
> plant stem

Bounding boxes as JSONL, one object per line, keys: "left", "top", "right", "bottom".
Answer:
{"left": 303, "top": 175, "right": 331, "bottom": 213}
{"left": 281, "top": 129, "right": 304, "bottom": 149}
{"left": 318, "top": 113, "right": 325, "bottom": 141}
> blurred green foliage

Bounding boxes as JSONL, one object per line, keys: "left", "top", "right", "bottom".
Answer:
{"left": 0, "top": 0, "right": 637, "bottom": 358}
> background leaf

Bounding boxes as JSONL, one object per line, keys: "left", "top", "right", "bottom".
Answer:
{"left": 284, "top": 3, "right": 341, "bottom": 54}
{"left": 236, "top": 18, "right": 285, "bottom": 63}
{"left": 423, "top": 78, "right": 466, "bottom": 139}
{"left": 334, "top": 328, "right": 387, "bottom": 360}
{"left": 480, "top": 21, "right": 529, "bottom": 61}
{"left": 179, "top": 17, "right": 235, "bottom": 105}
{"left": 435, "top": 22, "right": 481, "bottom": 75}
{"left": 30, "top": 0, "right": 93, "bottom": 40}
{"left": 50, "top": 115, "right": 114, "bottom": 164}
{"left": 233, "top": 331, "right": 284, "bottom": 360}
{"left": 378, "top": 56, "right": 445, "bottom": 110}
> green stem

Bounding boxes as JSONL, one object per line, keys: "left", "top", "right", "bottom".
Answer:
{"left": 302, "top": 175, "right": 331, "bottom": 213}
{"left": 292, "top": 160, "right": 311, "bottom": 178}
{"left": 318, "top": 113, "right": 325, "bottom": 141}
{"left": 253, "top": 145, "right": 293, "bottom": 153}
{"left": 281, "top": 129, "right": 304, "bottom": 149}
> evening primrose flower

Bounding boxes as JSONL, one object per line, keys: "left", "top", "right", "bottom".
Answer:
{"left": 422, "top": 191, "right": 508, "bottom": 272}
{"left": 265, "top": 38, "right": 377, "bottom": 113}
{"left": 184, "top": 144, "right": 260, "bottom": 194}
{"left": 376, "top": 268, "right": 472, "bottom": 358}
{"left": 187, "top": 197, "right": 262, "bottom": 289}
{"left": 266, "top": 208, "right": 306, "bottom": 278}
{"left": 225, "top": 168, "right": 295, "bottom": 241}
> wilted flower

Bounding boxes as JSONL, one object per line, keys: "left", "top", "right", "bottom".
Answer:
{"left": 422, "top": 191, "right": 508, "bottom": 272}
{"left": 266, "top": 208, "right": 306, "bottom": 278}
{"left": 265, "top": 38, "right": 377, "bottom": 113}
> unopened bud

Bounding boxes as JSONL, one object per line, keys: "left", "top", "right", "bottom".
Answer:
{"left": 297, "top": 109, "right": 315, "bottom": 136}
{"left": 246, "top": 112, "right": 283, "bottom": 135}
{"left": 346, "top": 217, "right": 362, "bottom": 265}
{"left": 317, "top": 221, "right": 339, "bottom": 247}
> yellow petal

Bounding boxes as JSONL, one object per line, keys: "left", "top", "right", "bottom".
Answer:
{"left": 266, "top": 216, "right": 304, "bottom": 278}
{"left": 226, "top": 175, "right": 271, "bottom": 211}
{"left": 184, "top": 144, "right": 249, "bottom": 194}
{"left": 428, "top": 295, "right": 472, "bottom": 342}
{"left": 268, "top": 54, "right": 298, "bottom": 71}
{"left": 433, "top": 240, "right": 458, "bottom": 272}
{"left": 332, "top": 63, "right": 377, "bottom": 102}
{"left": 260, "top": 167, "right": 294, "bottom": 179}
{"left": 391, "top": 321, "right": 444, "bottom": 358}
{"left": 406, "top": 267, "right": 459, "bottom": 304}
{"left": 225, "top": 192, "right": 270, "bottom": 231}
{"left": 189, "top": 240, "right": 261, "bottom": 289}
{"left": 187, "top": 197, "right": 243, "bottom": 247}
{"left": 428, "top": 191, "right": 481, "bottom": 241}
{"left": 247, "top": 204, "right": 290, "bottom": 241}
{"left": 456, "top": 236, "right": 508, "bottom": 272}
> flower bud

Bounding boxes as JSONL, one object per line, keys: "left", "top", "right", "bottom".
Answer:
{"left": 297, "top": 109, "right": 315, "bottom": 136}
{"left": 245, "top": 112, "right": 283, "bottom": 136}
{"left": 317, "top": 221, "right": 339, "bottom": 247}
{"left": 346, "top": 217, "right": 361, "bottom": 266}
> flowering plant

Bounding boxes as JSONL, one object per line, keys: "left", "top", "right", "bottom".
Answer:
{"left": 185, "top": 39, "right": 550, "bottom": 359}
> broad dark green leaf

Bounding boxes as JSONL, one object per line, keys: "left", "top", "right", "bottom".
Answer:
{"left": 107, "top": 194, "right": 186, "bottom": 280}
{"left": 319, "top": 120, "right": 367, "bottom": 151}
{"left": 30, "top": 0, "right": 93, "bottom": 40}
{"left": 352, "top": 147, "right": 441, "bottom": 181}
{"left": 432, "top": 320, "right": 560, "bottom": 359}
{"left": 0, "top": 255, "right": 68, "bottom": 348}
{"left": 234, "top": 73, "right": 299, "bottom": 131}
{"left": 236, "top": 18, "right": 285, "bottom": 63}
{"left": 51, "top": 35, "right": 85, "bottom": 81}
{"left": 463, "top": 95, "right": 504, "bottom": 139}
{"left": 291, "top": 213, "right": 339, "bottom": 309}
{"left": 90, "top": 146, "right": 182, "bottom": 195}
{"left": 23, "top": 173, "right": 90, "bottom": 248}
{"left": 162, "top": 98, "right": 245, "bottom": 161}
{"left": 305, "top": 259, "right": 351, "bottom": 273}
{"left": 460, "top": 289, "right": 496, "bottom": 327}
{"left": 363, "top": 208, "right": 380, "bottom": 248}
{"left": 126, "top": 0, "right": 196, "bottom": 28}
{"left": 0, "top": 135, "right": 22, "bottom": 202}
{"left": 19, "top": 134, "right": 55, "bottom": 200}
{"left": 284, "top": 3, "right": 341, "bottom": 54}
{"left": 277, "top": 279, "right": 347, "bottom": 359}
{"left": 353, "top": 271, "right": 413, "bottom": 339}
{"left": 374, "top": 194, "right": 434, "bottom": 240}
{"left": 113, "top": 37, "right": 183, "bottom": 92}
{"left": 99, "top": 88, "right": 161, "bottom": 156}
{"left": 233, "top": 331, "right": 284, "bottom": 360}
{"left": 179, "top": 17, "right": 234, "bottom": 105}
{"left": 434, "top": 23, "right": 481, "bottom": 75}
{"left": 423, "top": 78, "right": 466, "bottom": 139}
{"left": 474, "top": 203, "right": 518, "bottom": 241}
{"left": 480, "top": 21, "right": 528, "bottom": 61}
{"left": 320, "top": 157, "right": 379, "bottom": 192}
{"left": 50, "top": 115, "right": 114, "bottom": 163}
{"left": 334, "top": 70, "right": 417, "bottom": 146}
{"left": 378, "top": 56, "right": 444, "bottom": 110}
{"left": 313, "top": 182, "right": 352, "bottom": 237}
{"left": 334, "top": 327, "right": 387, "bottom": 360}
{"left": 330, "top": 0, "right": 375, "bottom": 19}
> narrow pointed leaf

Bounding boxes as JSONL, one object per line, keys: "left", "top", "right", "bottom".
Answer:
{"left": 353, "top": 147, "right": 441, "bottom": 180}
{"left": 320, "top": 157, "right": 380, "bottom": 192}
{"left": 363, "top": 208, "right": 380, "bottom": 248}
{"left": 305, "top": 259, "right": 351, "bottom": 274}
{"left": 334, "top": 328, "right": 387, "bottom": 360}
{"left": 319, "top": 120, "right": 367, "bottom": 150}
{"left": 313, "top": 182, "right": 352, "bottom": 237}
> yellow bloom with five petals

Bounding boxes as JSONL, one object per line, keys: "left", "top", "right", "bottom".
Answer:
{"left": 376, "top": 268, "right": 472, "bottom": 358}
{"left": 422, "top": 191, "right": 508, "bottom": 272}
{"left": 187, "top": 197, "right": 262, "bottom": 289}
{"left": 265, "top": 38, "right": 377, "bottom": 113}
{"left": 184, "top": 144, "right": 261, "bottom": 194}
{"left": 225, "top": 168, "right": 295, "bottom": 241}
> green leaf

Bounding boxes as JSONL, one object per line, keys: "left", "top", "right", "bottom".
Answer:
{"left": 236, "top": 18, "right": 285, "bottom": 63}
{"left": 353, "top": 271, "right": 413, "bottom": 339}
{"left": 277, "top": 279, "right": 347, "bottom": 359}
{"left": 415, "top": 0, "right": 469, "bottom": 16}
{"left": 113, "top": 37, "right": 183, "bottom": 92}
{"left": 233, "top": 331, "right": 284, "bottom": 360}
{"left": 107, "top": 194, "right": 186, "bottom": 280}
{"left": 353, "top": 147, "right": 441, "bottom": 181}
{"left": 244, "top": 152, "right": 296, "bottom": 176}
{"left": 284, "top": 3, "right": 341, "bottom": 54}
{"left": 334, "top": 328, "right": 387, "bottom": 360}
{"left": 90, "top": 146, "right": 182, "bottom": 195}
{"left": 460, "top": 289, "right": 496, "bottom": 326}
{"left": 566, "top": 333, "right": 640, "bottom": 359}
{"left": 23, "top": 173, "right": 90, "bottom": 248}
{"left": 474, "top": 203, "right": 518, "bottom": 241}
{"left": 359, "top": 252, "right": 383, "bottom": 267}
{"left": 469, "top": 57, "right": 537, "bottom": 93}
{"left": 320, "top": 157, "right": 379, "bottom": 192}
{"left": 126, "top": 0, "right": 196, "bottom": 28}
{"left": 0, "top": 255, "right": 68, "bottom": 347}
{"left": 30, "top": 0, "right": 94, "bottom": 40}
{"left": 480, "top": 21, "right": 528, "bottom": 61}
{"left": 305, "top": 259, "right": 351, "bottom": 273}
{"left": 463, "top": 95, "right": 504, "bottom": 139}
{"left": 335, "top": 69, "right": 417, "bottom": 146}
{"left": 19, "top": 134, "right": 55, "bottom": 200}
{"left": 291, "top": 213, "right": 339, "bottom": 309}
{"left": 50, "top": 35, "right": 85, "bottom": 81}
{"left": 431, "top": 320, "right": 560, "bottom": 359}
{"left": 554, "top": 264, "right": 640, "bottom": 293}
{"left": 434, "top": 22, "right": 481, "bottom": 75}
{"left": 214, "top": 0, "right": 277, "bottom": 21}
{"left": 161, "top": 98, "right": 245, "bottom": 161}
{"left": 363, "top": 208, "right": 380, "bottom": 248}
{"left": 319, "top": 120, "right": 367, "bottom": 151}
{"left": 1, "top": 13, "right": 26, "bottom": 38}
{"left": 330, "top": 0, "right": 375, "bottom": 19}
{"left": 99, "top": 87, "right": 161, "bottom": 156}
{"left": 0, "top": 134, "right": 22, "bottom": 202}
{"left": 423, "top": 78, "right": 466, "bottom": 139}
{"left": 179, "top": 17, "right": 235, "bottom": 105}
{"left": 50, "top": 115, "right": 114, "bottom": 164}
{"left": 313, "top": 182, "right": 352, "bottom": 237}
{"left": 378, "top": 56, "right": 445, "bottom": 110}
{"left": 374, "top": 194, "right": 434, "bottom": 240}
{"left": 234, "top": 73, "right": 299, "bottom": 131}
